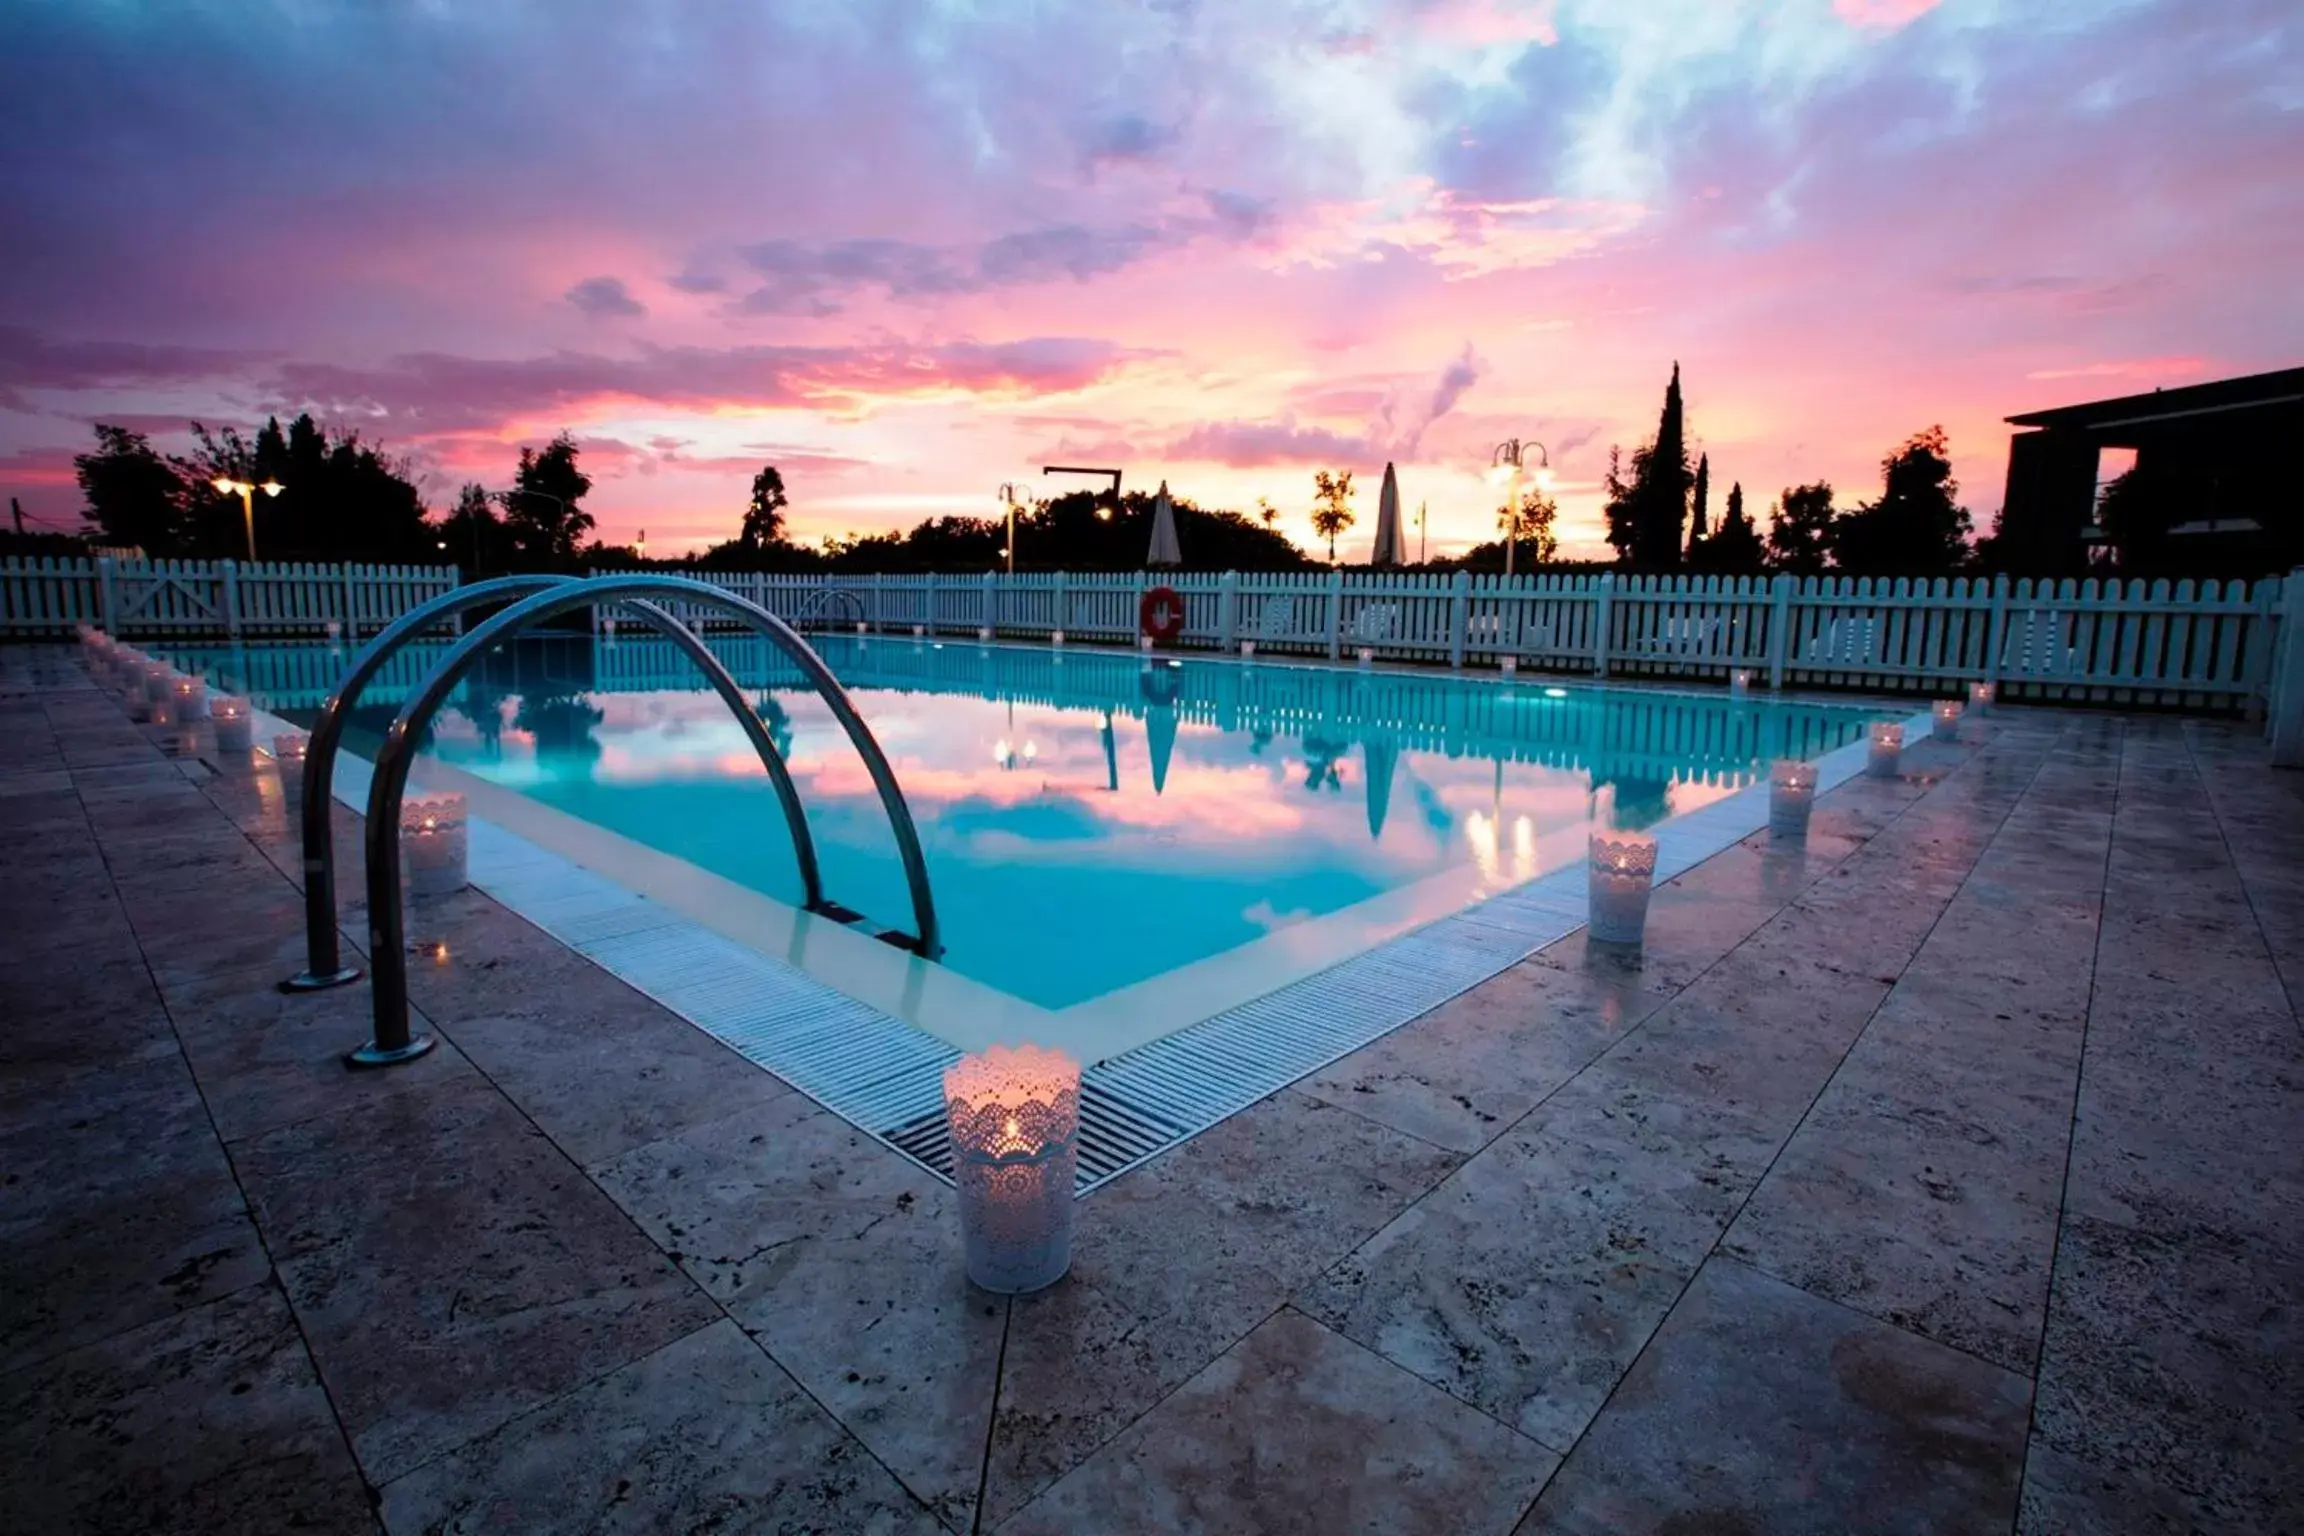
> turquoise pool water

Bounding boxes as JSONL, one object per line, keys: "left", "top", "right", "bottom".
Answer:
{"left": 179, "top": 634, "right": 1879, "bottom": 1009}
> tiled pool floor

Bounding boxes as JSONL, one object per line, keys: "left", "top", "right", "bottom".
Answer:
{"left": 3, "top": 643, "right": 2298, "bottom": 1534}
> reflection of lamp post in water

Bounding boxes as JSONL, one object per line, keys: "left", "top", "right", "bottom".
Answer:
{"left": 993, "top": 698, "right": 1037, "bottom": 771}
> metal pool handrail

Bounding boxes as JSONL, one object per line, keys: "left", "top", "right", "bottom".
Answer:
{"left": 349, "top": 574, "right": 942, "bottom": 1067}
{"left": 283, "top": 576, "right": 824, "bottom": 992}
{"left": 792, "top": 584, "right": 868, "bottom": 630}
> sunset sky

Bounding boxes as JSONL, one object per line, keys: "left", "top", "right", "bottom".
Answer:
{"left": 2, "top": 0, "right": 2297, "bottom": 561}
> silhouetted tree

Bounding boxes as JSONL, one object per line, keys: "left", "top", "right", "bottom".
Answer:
{"left": 741, "top": 464, "right": 788, "bottom": 550}
{"left": 1497, "top": 486, "right": 1559, "bottom": 567}
{"left": 1691, "top": 481, "right": 1767, "bottom": 575}
{"left": 2095, "top": 461, "right": 2183, "bottom": 573}
{"left": 1310, "top": 470, "right": 1355, "bottom": 564}
{"left": 1621, "top": 363, "right": 1693, "bottom": 570}
{"left": 503, "top": 432, "right": 595, "bottom": 567}
{"left": 193, "top": 413, "right": 431, "bottom": 562}
{"left": 75, "top": 425, "right": 189, "bottom": 553}
{"left": 1831, "top": 427, "right": 1973, "bottom": 576}
{"left": 438, "top": 483, "right": 514, "bottom": 576}
{"left": 1602, "top": 445, "right": 1640, "bottom": 563}
{"left": 1766, "top": 482, "right": 1836, "bottom": 574}
{"left": 1687, "top": 452, "right": 1711, "bottom": 561}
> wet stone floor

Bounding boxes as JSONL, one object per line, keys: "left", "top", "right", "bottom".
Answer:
{"left": 2, "top": 642, "right": 2300, "bottom": 1534}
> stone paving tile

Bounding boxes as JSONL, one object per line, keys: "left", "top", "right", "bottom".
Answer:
{"left": 0, "top": 1046, "right": 272, "bottom": 1376}
{"left": 984, "top": 1089, "right": 1465, "bottom": 1524}
{"left": 161, "top": 964, "right": 479, "bottom": 1144}
{"left": 380, "top": 1319, "right": 943, "bottom": 1536}
{"left": 235, "top": 1071, "right": 718, "bottom": 1483}
{"left": 2017, "top": 722, "right": 2304, "bottom": 1532}
{"left": 125, "top": 879, "right": 323, "bottom": 989}
{"left": 1299, "top": 1070, "right": 1772, "bottom": 1452}
{"left": 1299, "top": 960, "right": 1676, "bottom": 1153}
{"left": 595, "top": 1095, "right": 998, "bottom": 1531}
{"left": 0, "top": 1281, "right": 374, "bottom": 1536}
{"left": 1000, "top": 1308, "right": 1558, "bottom": 1536}
{"left": 1520, "top": 1258, "right": 2031, "bottom": 1535}
{"left": 434, "top": 967, "right": 793, "bottom": 1170}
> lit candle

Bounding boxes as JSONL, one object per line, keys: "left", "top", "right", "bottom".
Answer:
{"left": 1239, "top": 638, "right": 1255, "bottom": 660}
{"left": 1968, "top": 680, "right": 1994, "bottom": 714}
{"left": 170, "top": 675, "right": 207, "bottom": 721}
{"left": 913, "top": 623, "right": 927, "bottom": 639}
{"left": 401, "top": 790, "right": 468, "bottom": 900}
{"left": 1932, "top": 699, "right": 1962, "bottom": 741}
{"left": 854, "top": 620, "right": 869, "bottom": 637}
{"left": 979, "top": 624, "right": 994, "bottom": 643}
{"left": 1357, "top": 645, "right": 1374, "bottom": 669}
{"left": 1867, "top": 721, "right": 1904, "bottom": 779}
{"left": 1769, "top": 759, "right": 1818, "bottom": 841}
{"left": 212, "top": 696, "right": 253, "bottom": 753}
{"left": 602, "top": 613, "right": 618, "bottom": 641}
{"left": 1138, "top": 633, "right": 1154, "bottom": 653}
{"left": 1050, "top": 629, "right": 1065, "bottom": 648}
{"left": 273, "top": 731, "right": 310, "bottom": 810}
{"left": 1587, "top": 829, "right": 1658, "bottom": 948}
{"left": 1730, "top": 668, "right": 1755, "bottom": 698}
{"left": 324, "top": 619, "right": 343, "bottom": 647}
{"left": 944, "top": 1044, "right": 1079, "bottom": 1294}
{"left": 1500, "top": 655, "right": 1518, "bottom": 678}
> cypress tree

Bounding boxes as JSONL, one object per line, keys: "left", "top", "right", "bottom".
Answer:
{"left": 1699, "top": 480, "right": 1768, "bottom": 574}
{"left": 1687, "top": 451, "right": 1710, "bottom": 562}
{"left": 1630, "top": 362, "right": 1691, "bottom": 570}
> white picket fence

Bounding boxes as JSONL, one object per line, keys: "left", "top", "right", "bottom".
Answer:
{"left": 0, "top": 556, "right": 460, "bottom": 640}
{"left": 592, "top": 568, "right": 2295, "bottom": 713}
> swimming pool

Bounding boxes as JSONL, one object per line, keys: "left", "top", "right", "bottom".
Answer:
{"left": 177, "top": 632, "right": 1878, "bottom": 1015}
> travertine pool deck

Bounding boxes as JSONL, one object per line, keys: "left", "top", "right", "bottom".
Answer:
{"left": 2, "top": 641, "right": 2299, "bottom": 1534}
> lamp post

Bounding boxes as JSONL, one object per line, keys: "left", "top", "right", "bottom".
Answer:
{"left": 997, "top": 483, "right": 1021, "bottom": 575}
{"left": 212, "top": 477, "right": 284, "bottom": 563}
{"left": 1486, "top": 440, "right": 1553, "bottom": 579}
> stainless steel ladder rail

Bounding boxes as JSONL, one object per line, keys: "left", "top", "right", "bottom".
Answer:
{"left": 347, "top": 574, "right": 942, "bottom": 1067}
{"left": 282, "top": 576, "right": 823, "bottom": 992}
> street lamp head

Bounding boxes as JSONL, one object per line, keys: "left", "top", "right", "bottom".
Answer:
{"left": 260, "top": 479, "right": 284, "bottom": 497}
{"left": 212, "top": 476, "right": 245, "bottom": 495}
{"left": 1485, "top": 461, "right": 1514, "bottom": 487}
{"left": 1532, "top": 466, "right": 1558, "bottom": 494}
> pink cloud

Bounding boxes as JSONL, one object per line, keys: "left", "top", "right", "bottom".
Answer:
{"left": 1832, "top": 0, "right": 1941, "bottom": 28}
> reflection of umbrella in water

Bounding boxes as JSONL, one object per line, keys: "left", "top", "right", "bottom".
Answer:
{"left": 1599, "top": 772, "right": 1673, "bottom": 831}
{"left": 1362, "top": 734, "right": 1399, "bottom": 840}
{"left": 1145, "top": 701, "right": 1178, "bottom": 796}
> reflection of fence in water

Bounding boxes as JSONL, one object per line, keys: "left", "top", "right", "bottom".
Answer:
{"left": 585, "top": 631, "right": 1863, "bottom": 790}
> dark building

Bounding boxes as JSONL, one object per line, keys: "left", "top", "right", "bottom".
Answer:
{"left": 1997, "top": 366, "right": 2303, "bottom": 578}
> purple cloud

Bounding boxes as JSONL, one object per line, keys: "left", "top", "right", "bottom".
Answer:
{"left": 565, "top": 276, "right": 645, "bottom": 319}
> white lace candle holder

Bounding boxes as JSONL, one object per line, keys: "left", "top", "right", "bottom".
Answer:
{"left": 170, "top": 675, "right": 208, "bottom": 722}
{"left": 978, "top": 625, "right": 994, "bottom": 643}
{"left": 324, "top": 619, "right": 343, "bottom": 648}
{"left": 129, "top": 663, "right": 172, "bottom": 721}
{"left": 1867, "top": 721, "right": 1904, "bottom": 778}
{"left": 944, "top": 1044, "right": 1080, "bottom": 1295}
{"left": 601, "top": 613, "right": 618, "bottom": 642}
{"left": 1357, "top": 646, "right": 1375, "bottom": 669}
{"left": 1500, "top": 655, "right": 1518, "bottom": 678}
{"left": 1588, "top": 829, "right": 1658, "bottom": 947}
{"left": 273, "top": 732, "right": 310, "bottom": 810}
{"left": 211, "top": 697, "right": 254, "bottom": 753}
{"left": 913, "top": 623, "right": 927, "bottom": 639}
{"left": 1730, "top": 668, "right": 1754, "bottom": 698}
{"left": 402, "top": 791, "right": 468, "bottom": 900}
{"left": 1932, "top": 699, "right": 1962, "bottom": 741}
{"left": 1769, "top": 760, "right": 1818, "bottom": 841}
{"left": 1138, "top": 634, "right": 1154, "bottom": 654}
{"left": 854, "top": 620, "right": 869, "bottom": 637}
{"left": 1968, "top": 680, "right": 1994, "bottom": 715}
{"left": 1050, "top": 629, "right": 1065, "bottom": 648}
{"left": 1239, "top": 639, "right": 1255, "bottom": 660}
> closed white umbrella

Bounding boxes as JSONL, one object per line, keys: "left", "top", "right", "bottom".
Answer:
{"left": 1147, "top": 480, "right": 1183, "bottom": 568}
{"left": 1370, "top": 462, "right": 1403, "bottom": 567}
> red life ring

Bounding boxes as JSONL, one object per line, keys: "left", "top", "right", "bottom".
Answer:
{"left": 1139, "top": 585, "right": 1185, "bottom": 645}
